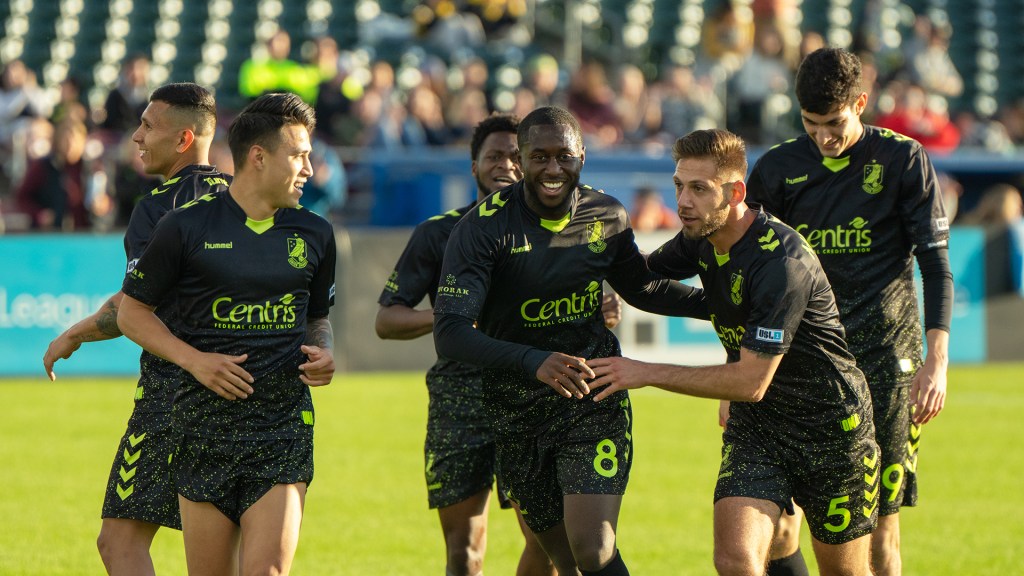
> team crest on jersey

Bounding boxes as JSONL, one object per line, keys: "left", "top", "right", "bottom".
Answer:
{"left": 862, "top": 163, "right": 884, "bottom": 194}
{"left": 729, "top": 272, "right": 743, "bottom": 305}
{"left": 587, "top": 221, "right": 607, "bottom": 253}
{"left": 287, "top": 236, "right": 308, "bottom": 269}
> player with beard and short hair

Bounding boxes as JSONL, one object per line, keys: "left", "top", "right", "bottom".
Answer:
{"left": 118, "top": 92, "right": 336, "bottom": 575}
{"left": 746, "top": 47, "right": 952, "bottom": 576}
{"left": 42, "top": 82, "right": 230, "bottom": 576}
{"left": 434, "top": 106, "right": 708, "bottom": 576}
{"left": 590, "top": 128, "right": 881, "bottom": 576}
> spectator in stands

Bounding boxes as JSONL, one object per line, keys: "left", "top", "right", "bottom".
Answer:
{"left": 238, "top": 29, "right": 320, "bottom": 104}
{"left": 414, "top": 0, "right": 486, "bottom": 60}
{"left": 50, "top": 76, "right": 89, "bottom": 127}
{"left": 654, "top": 64, "right": 723, "bottom": 145}
{"left": 523, "top": 53, "right": 563, "bottom": 108}
{"left": 567, "top": 59, "right": 622, "bottom": 148}
{"left": 100, "top": 54, "right": 150, "bottom": 135}
{"left": 0, "top": 59, "right": 50, "bottom": 196}
{"left": 403, "top": 84, "right": 451, "bottom": 147}
{"left": 314, "top": 49, "right": 365, "bottom": 146}
{"left": 730, "top": 23, "right": 793, "bottom": 144}
{"left": 629, "top": 186, "right": 678, "bottom": 232}
{"left": 903, "top": 14, "right": 963, "bottom": 100}
{"left": 614, "top": 63, "right": 662, "bottom": 146}
{"left": 936, "top": 171, "right": 963, "bottom": 224}
{"left": 958, "top": 184, "right": 1024, "bottom": 226}
{"left": 446, "top": 87, "right": 491, "bottom": 145}
{"left": 300, "top": 136, "right": 347, "bottom": 220}
{"left": 699, "top": 0, "right": 755, "bottom": 76}
{"left": 875, "top": 82, "right": 960, "bottom": 154}
{"left": 16, "top": 119, "right": 91, "bottom": 231}
{"left": 954, "top": 109, "right": 1015, "bottom": 154}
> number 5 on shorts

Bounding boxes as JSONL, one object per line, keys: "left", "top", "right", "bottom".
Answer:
{"left": 823, "top": 496, "right": 851, "bottom": 533}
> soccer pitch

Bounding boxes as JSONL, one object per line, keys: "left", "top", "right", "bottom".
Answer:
{"left": 1, "top": 364, "right": 1021, "bottom": 575}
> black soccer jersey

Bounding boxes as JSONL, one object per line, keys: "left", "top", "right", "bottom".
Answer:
{"left": 122, "top": 165, "right": 231, "bottom": 414}
{"left": 378, "top": 204, "right": 481, "bottom": 382}
{"left": 746, "top": 126, "right": 949, "bottom": 387}
{"left": 434, "top": 182, "right": 707, "bottom": 433}
{"left": 122, "top": 192, "right": 336, "bottom": 439}
{"left": 648, "top": 207, "right": 872, "bottom": 436}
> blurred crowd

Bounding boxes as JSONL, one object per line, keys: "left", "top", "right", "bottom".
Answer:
{"left": 2, "top": 1, "right": 1023, "bottom": 234}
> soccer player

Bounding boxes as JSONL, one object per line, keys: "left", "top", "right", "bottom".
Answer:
{"left": 377, "top": 112, "right": 621, "bottom": 576}
{"left": 434, "top": 106, "right": 708, "bottom": 576}
{"left": 746, "top": 47, "right": 951, "bottom": 576}
{"left": 117, "top": 92, "right": 336, "bottom": 576}
{"left": 41, "top": 82, "right": 230, "bottom": 576}
{"left": 589, "top": 128, "right": 880, "bottom": 576}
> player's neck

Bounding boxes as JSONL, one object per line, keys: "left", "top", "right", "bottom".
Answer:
{"left": 708, "top": 204, "right": 753, "bottom": 255}
{"left": 163, "top": 156, "right": 210, "bottom": 180}
{"left": 228, "top": 179, "right": 279, "bottom": 221}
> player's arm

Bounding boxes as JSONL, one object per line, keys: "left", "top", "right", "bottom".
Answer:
{"left": 118, "top": 294, "right": 254, "bottom": 400}
{"left": 589, "top": 347, "right": 783, "bottom": 402}
{"left": 602, "top": 292, "right": 622, "bottom": 329}
{"left": 912, "top": 247, "right": 952, "bottom": 424}
{"left": 300, "top": 316, "right": 335, "bottom": 387}
{"left": 609, "top": 235, "right": 709, "bottom": 320}
{"left": 434, "top": 312, "right": 593, "bottom": 399}
{"left": 42, "top": 291, "right": 124, "bottom": 380}
{"left": 375, "top": 304, "right": 434, "bottom": 340}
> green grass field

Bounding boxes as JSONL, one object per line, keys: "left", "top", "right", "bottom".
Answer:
{"left": 1, "top": 364, "right": 1022, "bottom": 575}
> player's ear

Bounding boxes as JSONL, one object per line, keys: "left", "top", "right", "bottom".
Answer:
{"left": 729, "top": 180, "right": 747, "bottom": 206}
{"left": 249, "top": 145, "right": 264, "bottom": 170}
{"left": 177, "top": 129, "right": 195, "bottom": 153}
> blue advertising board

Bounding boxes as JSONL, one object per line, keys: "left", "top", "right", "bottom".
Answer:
{"left": 0, "top": 235, "right": 140, "bottom": 376}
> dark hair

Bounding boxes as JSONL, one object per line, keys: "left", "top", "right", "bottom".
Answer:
{"left": 470, "top": 113, "right": 519, "bottom": 161}
{"left": 517, "top": 106, "right": 583, "bottom": 152}
{"left": 795, "top": 47, "right": 863, "bottom": 115}
{"left": 228, "top": 92, "right": 316, "bottom": 168}
{"left": 149, "top": 82, "right": 217, "bottom": 137}
{"left": 671, "top": 129, "right": 747, "bottom": 180}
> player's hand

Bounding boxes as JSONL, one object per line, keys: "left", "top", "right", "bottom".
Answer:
{"left": 910, "top": 355, "right": 947, "bottom": 425}
{"left": 299, "top": 345, "right": 335, "bottom": 387}
{"left": 588, "top": 356, "right": 650, "bottom": 401}
{"left": 535, "top": 353, "right": 594, "bottom": 399}
{"left": 43, "top": 333, "right": 81, "bottom": 381}
{"left": 718, "top": 400, "right": 730, "bottom": 428}
{"left": 186, "top": 352, "right": 254, "bottom": 400}
{"left": 601, "top": 293, "right": 622, "bottom": 329}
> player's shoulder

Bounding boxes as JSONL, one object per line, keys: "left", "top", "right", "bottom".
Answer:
{"left": 461, "top": 184, "right": 518, "bottom": 227}
{"left": 750, "top": 207, "right": 813, "bottom": 259}
{"left": 287, "top": 204, "right": 336, "bottom": 235}
{"left": 863, "top": 124, "right": 925, "bottom": 156}
{"left": 416, "top": 204, "right": 471, "bottom": 235}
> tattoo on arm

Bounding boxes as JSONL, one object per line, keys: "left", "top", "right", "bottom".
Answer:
{"left": 306, "top": 318, "right": 333, "bottom": 350}
{"left": 95, "top": 299, "right": 122, "bottom": 338}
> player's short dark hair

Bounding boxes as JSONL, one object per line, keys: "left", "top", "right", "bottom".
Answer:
{"left": 149, "top": 82, "right": 217, "bottom": 137}
{"left": 470, "top": 113, "right": 519, "bottom": 162}
{"left": 672, "top": 129, "right": 747, "bottom": 181}
{"left": 517, "top": 106, "right": 583, "bottom": 152}
{"left": 228, "top": 92, "right": 316, "bottom": 169}
{"left": 795, "top": 47, "right": 863, "bottom": 115}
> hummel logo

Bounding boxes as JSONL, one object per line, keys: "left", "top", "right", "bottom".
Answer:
{"left": 204, "top": 242, "right": 233, "bottom": 249}
{"left": 786, "top": 175, "right": 808, "bottom": 185}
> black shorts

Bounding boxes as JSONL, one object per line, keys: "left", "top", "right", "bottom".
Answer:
{"left": 714, "top": 410, "right": 880, "bottom": 545}
{"left": 173, "top": 434, "right": 314, "bottom": 524}
{"left": 424, "top": 372, "right": 508, "bottom": 509}
{"left": 496, "top": 392, "right": 634, "bottom": 533}
{"left": 102, "top": 411, "right": 181, "bottom": 529}
{"left": 869, "top": 385, "right": 919, "bottom": 515}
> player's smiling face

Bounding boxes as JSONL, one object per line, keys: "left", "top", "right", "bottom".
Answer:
{"left": 800, "top": 92, "right": 867, "bottom": 158}
{"left": 673, "top": 156, "right": 733, "bottom": 240}
{"left": 521, "top": 124, "right": 584, "bottom": 219}
{"left": 132, "top": 100, "right": 182, "bottom": 178}
{"left": 472, "top": 131, "right": 521, "bottom": 199}
{"left": 263, "top": 123, "right": 313, "bottom": 209}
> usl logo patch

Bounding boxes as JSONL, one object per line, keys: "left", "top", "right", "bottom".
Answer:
{"left": 755, "top": 326, "right": 784, "bottom": 343}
